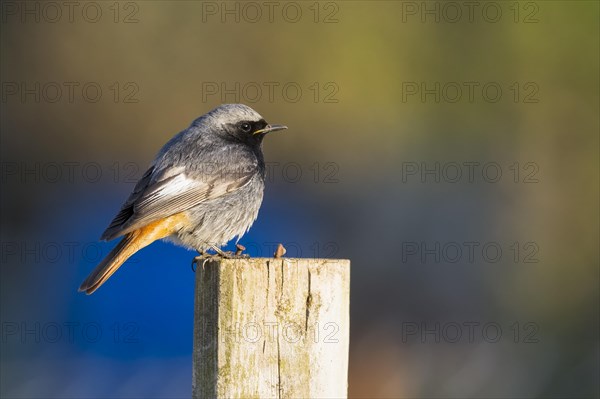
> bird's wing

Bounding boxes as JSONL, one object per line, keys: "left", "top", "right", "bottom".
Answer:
{"left": 100, "top": 164, "right": 255, "bottom": 241}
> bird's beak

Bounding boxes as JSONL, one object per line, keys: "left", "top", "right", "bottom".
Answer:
{"left": 253, "top": 124, "right": 288, "bottom": 135}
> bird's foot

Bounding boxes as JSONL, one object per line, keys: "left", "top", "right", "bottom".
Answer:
{"left": 210, "top": 244, "right": 250, "bottom": 259}
{"left": 191, "top": 245, "right": 250, "bottom": 271}
{"left": 191, "top": 252, "right": 221, "bottom": 272}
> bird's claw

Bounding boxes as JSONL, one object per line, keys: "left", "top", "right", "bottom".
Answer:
{"left": 191, "top": 245, "right": 250, "bottom": 272}
{"left": 190, "top": 252, "right": 223, "bottom": 272}
{"left": 211, "top": 244, "right": 249, "bottom": 259}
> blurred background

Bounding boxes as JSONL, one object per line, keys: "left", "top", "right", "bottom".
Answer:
{"left": 1, "top": 1, "right": 598, "bottom": 397}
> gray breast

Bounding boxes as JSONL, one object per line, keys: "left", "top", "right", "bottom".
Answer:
{"left": 166, "top": 174, "right": 265, "bottom": 251}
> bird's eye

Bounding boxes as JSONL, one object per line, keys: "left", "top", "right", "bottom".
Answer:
{"left": 240, "top": 122, "right": 252, "bottom": 133}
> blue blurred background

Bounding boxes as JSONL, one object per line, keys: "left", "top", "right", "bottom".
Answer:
{"left": 1, "top": 1, "right": 598, "bottom": 398}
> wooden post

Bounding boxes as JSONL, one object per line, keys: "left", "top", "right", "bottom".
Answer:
{"left": 193, "top": 258, "right": 350, "bottom": 399}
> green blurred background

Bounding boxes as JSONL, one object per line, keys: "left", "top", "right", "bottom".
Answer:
{"left": 1, "top": 1, "right": 598, "bottom": 397}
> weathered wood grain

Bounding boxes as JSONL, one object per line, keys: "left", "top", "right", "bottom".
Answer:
{"left": 193, "top": 258, "right": 350, "bottom": 399}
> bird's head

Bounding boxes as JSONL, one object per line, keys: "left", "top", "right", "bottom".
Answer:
{"left": 195, "top": 104, "right": 287, "bottom": 146}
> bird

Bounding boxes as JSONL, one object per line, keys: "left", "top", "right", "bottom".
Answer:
{"left": 78, "top": 104, "right": 287, "bottom": 294}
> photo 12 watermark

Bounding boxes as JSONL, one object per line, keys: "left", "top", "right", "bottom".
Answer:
{"left": 236, "top": 241, "right": 340, "bottom": 258}
{"left": 1, "top": 81, "right": 140, "bottom": 104}
{"left": 400, "top": 321, "right": 540, "bottom": 344}
{"left": 401, "top": 81, "right": 540, "bottom": 104}
{"left": 0, "top": 240, "right": 341, "bottom": 266}
{"left": 200, "top": 320, "right": 341, "bottom": 345}
{"left": 400, "top": 241, "right": 540, "bottom": 264}
{"left": 401, "top": 162, "right": 540, "bottom": 184}
{"left": 0, "top": 240, "right": 143, "bottom": 266}
{"left": 0, "top": 161, "right": 341, "bottom": 185}
{"left": 397, "top": 2, "right": 540, "bottom": 24}
{"left": 1, "top": 321, "right": 140, "bottom": 344}
{"left": 1, "top": 1, "right": 140, "bottom": 24}
{"left": 199, "top": 1, "right": 340, "bottom": 24}
{"left": 200, "top": 81, "right": 339, "bottom": 104}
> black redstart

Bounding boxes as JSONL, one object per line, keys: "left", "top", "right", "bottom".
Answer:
{"left": 78, "top": 104, "right": 287, "bottom": 294}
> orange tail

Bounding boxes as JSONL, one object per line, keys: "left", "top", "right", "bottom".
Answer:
{"left": 78, "top": 215, "right": 184, "bottom": 294}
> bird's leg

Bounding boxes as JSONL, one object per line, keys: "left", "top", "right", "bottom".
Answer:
{"left": 210, "top": 245, "right": 231, "bottom": 258}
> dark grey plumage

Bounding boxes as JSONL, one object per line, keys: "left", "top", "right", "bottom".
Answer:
{"left": 79, "top": 104, "right": 286, "bottom": 294}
